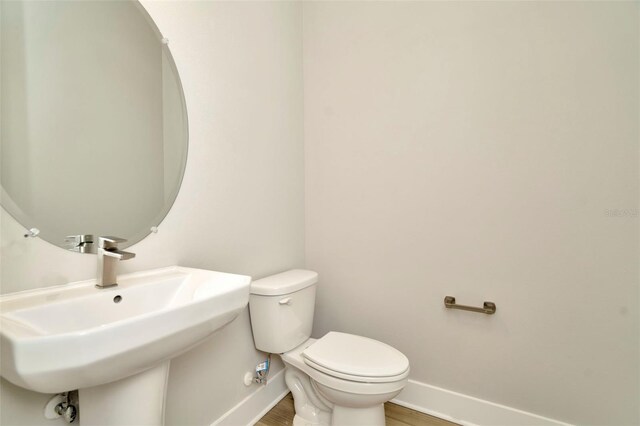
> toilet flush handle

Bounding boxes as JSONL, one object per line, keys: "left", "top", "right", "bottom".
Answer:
{"left": 279, "top": 297, "right": 292, "bottom": 305}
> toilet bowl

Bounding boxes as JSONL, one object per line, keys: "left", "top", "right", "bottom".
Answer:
{"left": 281, "top": 335, "right": 409, "bottom": 425}
{"left": 249, "top": 270, "right": 410, "bottom": 426}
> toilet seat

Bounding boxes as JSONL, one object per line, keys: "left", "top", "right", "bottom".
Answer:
{"left": 282, "top": 338, "right": 409, "bottom": 396}
{"left": 302, "top": 332, "right": 410, "bottom": 383}
{"left": 303, "top": 358, "right": 409, "bottom": 383}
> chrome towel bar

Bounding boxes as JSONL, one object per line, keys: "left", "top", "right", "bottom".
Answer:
{"left": 444, "top": 296, "right": 496, "bottom": 315}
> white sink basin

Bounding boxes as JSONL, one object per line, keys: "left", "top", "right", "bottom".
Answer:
{"left": 0, "top": 266, "right": 251, "bottom": 393}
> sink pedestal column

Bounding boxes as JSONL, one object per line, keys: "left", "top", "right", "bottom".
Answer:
{"left": 78, "top": 361, "right": 170, "bottom": 425}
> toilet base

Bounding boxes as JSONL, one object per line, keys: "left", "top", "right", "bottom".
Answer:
{"left": 332, "top": 404, "right": 385, "bottom": 425}
{"left": 285, "top": 364, "right": 331, "bottom": 425}
{"left": 290, "top": 402, "right": 386, "bottom": 426}
{"left": 293, "top": 413, "right": 324, "bottom": 426}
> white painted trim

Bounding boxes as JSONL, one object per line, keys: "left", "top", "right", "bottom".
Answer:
{"left": 392, "top": 379, "right": 574, "bottom": 426}
{"left": 210, "top": 372, "right": 573, "bottom": 426}
{"left": 210, "top": 368, "right": 289, "bottom": 426}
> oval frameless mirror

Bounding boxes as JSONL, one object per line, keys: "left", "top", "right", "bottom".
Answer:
{"left": 0, "top": 0, "right": 188, "bottom": 251}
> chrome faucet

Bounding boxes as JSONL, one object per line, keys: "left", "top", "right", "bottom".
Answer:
{"left": 96, "top": 236, "right": 135, "bottom": 288}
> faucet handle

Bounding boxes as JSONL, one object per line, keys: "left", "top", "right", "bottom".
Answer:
{"left": 98, "top": 236, "right": 127, "bottom": 249}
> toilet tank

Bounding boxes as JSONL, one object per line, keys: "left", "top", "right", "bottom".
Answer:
{"left": 249, "top": 270, "right": 318, "bottom": 354}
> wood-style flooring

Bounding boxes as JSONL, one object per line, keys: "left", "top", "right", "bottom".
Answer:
{"left": 256, "top": 393, "right": 458, "bottom": 426}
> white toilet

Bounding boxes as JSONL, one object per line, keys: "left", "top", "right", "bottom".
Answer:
{"left": 249, "top": 270, "right": 409, "bottom": 426}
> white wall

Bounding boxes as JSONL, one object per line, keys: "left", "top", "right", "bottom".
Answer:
{"left": 303, "top": 2, "right": 639, "bottom": 426}
{"left": 0, "top": 1, "right": 303, "bottom": 425}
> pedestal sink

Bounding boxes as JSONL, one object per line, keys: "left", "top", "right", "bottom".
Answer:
{"left": 0, "top": 266, "right": 251, "bottom": 425}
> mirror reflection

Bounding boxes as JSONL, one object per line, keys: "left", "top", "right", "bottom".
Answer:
{"left": 1, "top": 0, "right": 188, "bottom": 250}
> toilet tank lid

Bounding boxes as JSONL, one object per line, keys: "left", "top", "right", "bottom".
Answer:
{"left": 250, "top": 269, "right": 318, "bottom": 296}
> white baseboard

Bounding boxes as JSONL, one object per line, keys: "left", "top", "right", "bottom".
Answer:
{"left": 392, "top": 379, "right": 573, "bottom": 426}
{"left": 210, "top": 372, "right": 572, "bottom": 426}
{"left": 210, "top": 368, "right": 289, "bottom": 426}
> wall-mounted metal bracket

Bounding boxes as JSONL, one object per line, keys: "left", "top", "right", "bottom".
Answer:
{"left": 444, "top": 296, "right": 496, "bottom": 315}
{"left": 24, "top": 228, "right": 40, "bottom": 238}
